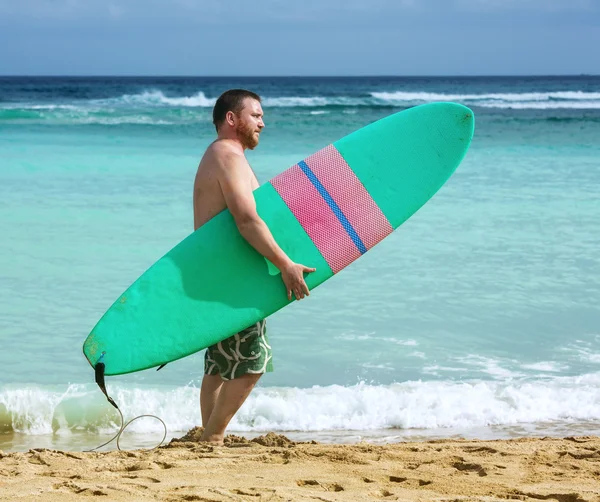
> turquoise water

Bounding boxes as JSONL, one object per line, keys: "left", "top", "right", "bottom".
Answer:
{"left": 1, "top": 77, "right": 599, "bottom": 451}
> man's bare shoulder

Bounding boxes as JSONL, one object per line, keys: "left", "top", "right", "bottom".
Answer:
{"left": 202, "top": 140, "right": 246, "bottom": 170}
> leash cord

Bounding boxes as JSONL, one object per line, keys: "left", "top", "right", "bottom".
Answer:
{"left": 87, "top": 357, "right": 167, "bottom": 452}
{"left": 85, "top": 407, "right": 167, "bottom": 452}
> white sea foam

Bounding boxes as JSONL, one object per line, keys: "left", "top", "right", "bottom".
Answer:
{"left": 561, "top": 339, "right": 600, "bottom": 364}
{"left": 262, "top": 96, "right": 368, "bottom": 107}
{"left": 75, "top": 116, "right": 175, "bottom": 125}
{"left": 111, "top": 90, "right": 215, "bottom": 107}
{"left": 371, "top": 90, "right": 600, "bottom": 102}
{"left": 575, "top": 349, "right": 600, "bottom": 364}
{"left": 456, "top": 355, "right": 525, "bottom": 379}
{"left": 2, "top": 373, "right": 600, "bottom": 436}
{"left": 23, "top": 104, "right": 81, "bottom": 111}
{"left": 521, "top": 362, "right": 569, "bottom": 372}
{"left": 479, "top": 101, "right": 600, "bottom": 110}
{"left": 371, "top": 90, "right": 600, "bottom": 109}
{"left": 335, "top": 332, "right": 418, "bottom": 346}
{"left": 422, "top": 365, "right": 465, "bottom": 375}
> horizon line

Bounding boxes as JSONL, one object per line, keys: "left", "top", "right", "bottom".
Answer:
{"left": 1, "top": 73, "right": 598, "bottom": 79}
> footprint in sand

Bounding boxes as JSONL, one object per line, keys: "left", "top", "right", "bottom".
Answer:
{"left": 296, "top": 479, "right": 344, "bottom": 492}
{"left": 124, "top": 474, "right": 161, "bottom": 483}
{"left": 165, "top": 488, "right": 216, "bottom": 501}
{"left": 232, "top": 487, "right": 276, "bottom": 496}
{"left": 452, "top": 461, "right": 488, "bottom": 477}
{"left": 297, "top": 479, "right": 320, "bottom": 487}
{"left": 389, "top": 476, "right": 433, "bottom": 488}
{"left": 503, "top": 489, "right": 586, "bottom": 502}
{"left": 462, "top": 445, "right": 502, "bottom": 455}
{"left": 125, "top": 461, "right": 155, "bottom": 472}
{"left": 154, "top": 461, "right": 177, "bottom": 469}
{"left": 28, "top": 453, "right": 50, "bottom": 466}
{"left": 371, "top": 489, "right": 394, "bottom": 498}
{"left": 560, "top": 450, "right": 600, "bottom": 460}
{"left": 53, "top": 480, "right": 108, "bottom": 496}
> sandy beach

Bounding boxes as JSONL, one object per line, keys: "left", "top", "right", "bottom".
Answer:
{"left": 1, "top": 429, "right": 599, "bottom": 501}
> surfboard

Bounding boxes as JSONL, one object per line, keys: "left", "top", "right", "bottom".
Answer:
{"left": 83, "top": 102, "right": 475, "bottom": 376}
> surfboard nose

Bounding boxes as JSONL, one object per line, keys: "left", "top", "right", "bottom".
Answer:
{"left": 435, "top": 102, "right": 475, "bottom": 146}
{"left": 407, "top": 102, "right": 475, "bottom": 176}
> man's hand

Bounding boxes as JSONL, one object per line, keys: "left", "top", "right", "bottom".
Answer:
{"left": 280, "top": 261, "right": 316, "bottom": 301}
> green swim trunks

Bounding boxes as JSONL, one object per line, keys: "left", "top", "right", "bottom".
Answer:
{"left": 204, "top": 320, "right": 273, "bottom": 381}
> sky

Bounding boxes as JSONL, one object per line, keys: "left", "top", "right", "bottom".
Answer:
{"left": 0, "top": 0, "right": 598, "bottom": 76}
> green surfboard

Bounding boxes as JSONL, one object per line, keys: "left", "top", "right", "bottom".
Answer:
{"left": 83, "top": 102, "right": 475, "bottom": 376}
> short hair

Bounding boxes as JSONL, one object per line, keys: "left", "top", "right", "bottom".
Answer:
{"left": 212, "top": 89, "right": 261, "bottom": 132}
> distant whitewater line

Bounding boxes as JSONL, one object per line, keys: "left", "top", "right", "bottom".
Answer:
{"left": 370, "top": 90, "right": 600, "bottom": 102}
{"left": 114, "top": 89, "right": 600, "bottom": 109}
{"left": 2, "top": 89, "right": 600, "bottom": 116}
{"left": 2, "top": 88, "right": 599, "bottom": 125}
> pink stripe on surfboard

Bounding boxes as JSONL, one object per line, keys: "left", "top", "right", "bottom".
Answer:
{"left": 271, "top": 164, "right": 361, "bottom": 273}
{"left": 304, "top": 145, "right": 393, "bottom": 250}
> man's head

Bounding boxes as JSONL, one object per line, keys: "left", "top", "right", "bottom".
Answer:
{"left": 212, "top": 89, "right": 264, "bottom": 150}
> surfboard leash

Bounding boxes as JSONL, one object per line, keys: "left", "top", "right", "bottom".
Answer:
{"left": 86, "top": 352, "right": 167, "bottom": 452}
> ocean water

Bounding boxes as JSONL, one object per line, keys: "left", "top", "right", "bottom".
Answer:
{"left": 1, "top": 76, "right": 599, "bottom": 452}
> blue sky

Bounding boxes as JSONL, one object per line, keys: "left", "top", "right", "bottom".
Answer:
{"left": 0, "top": 0, "right": 598, "bottom": 75}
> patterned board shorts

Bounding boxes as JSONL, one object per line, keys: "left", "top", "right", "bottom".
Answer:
{"left": 204, "top": 320, "right": 273, "bottom": 381}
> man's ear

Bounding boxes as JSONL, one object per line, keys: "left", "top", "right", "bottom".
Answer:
{"left": 226, "top": 111, "right": 236, "bottom": 126}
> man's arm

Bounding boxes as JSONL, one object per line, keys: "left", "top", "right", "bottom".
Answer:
{"left": 217, "top": 153, "right": 315, "bottom": 300}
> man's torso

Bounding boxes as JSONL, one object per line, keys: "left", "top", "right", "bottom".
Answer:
{"left": 193, "top": 140, "right": 260, "bottom": 230}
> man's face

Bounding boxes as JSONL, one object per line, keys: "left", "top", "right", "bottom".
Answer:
{"left": 234, "top": 98, "right": 265, "bottom": 150}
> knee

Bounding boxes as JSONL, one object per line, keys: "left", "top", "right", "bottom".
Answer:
{"left": 230, "top": 372, "right": 263, "bottom": 387}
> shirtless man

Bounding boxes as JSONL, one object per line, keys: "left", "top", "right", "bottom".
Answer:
{"left": 193, "top": 89, "right": 315, "bottom": 444}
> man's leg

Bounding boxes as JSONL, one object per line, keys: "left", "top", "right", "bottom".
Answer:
{"left": 200, "top": 373, "right": 224, "bottom": 427}
{"left": 200, "top": 373, "right": 262, "bottom": 444}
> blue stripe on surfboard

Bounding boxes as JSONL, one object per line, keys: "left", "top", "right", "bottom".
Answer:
{"left": 297, "top": 160, "right": 367, "bottom": 254}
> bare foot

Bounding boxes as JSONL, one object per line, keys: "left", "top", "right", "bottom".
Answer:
{"left": 199, "top": 432, "right": 224, "bottom": 446}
